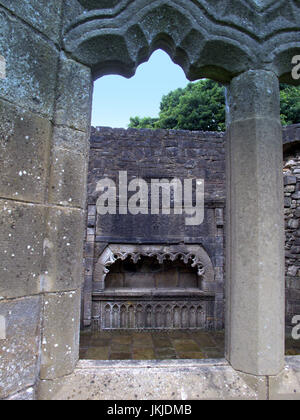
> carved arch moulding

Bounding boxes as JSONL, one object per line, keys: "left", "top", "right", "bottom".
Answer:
{"left": 64, "top": 0, "right": 300, "bottom": 84}
{"left": 93, "top": 243, "right": 215, "bottom": 292}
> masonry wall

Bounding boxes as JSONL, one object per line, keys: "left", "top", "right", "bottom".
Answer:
{"left": 83, "top": 127, "right": 226, "bottom": 329}
{"left": 84, "top": 125, "right": 300, "bottom": 331}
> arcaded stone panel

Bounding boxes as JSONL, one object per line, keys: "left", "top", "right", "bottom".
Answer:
{"left": 95, "top": 212, "right": 216, "bottom": 244}
{"left": 269, "top": 356, "right": 300, "bottom": 400}
{"left": 93, "top": 300, "right": 211, "bottom": 330}
{"left": 40, "top": 289, "right": 81, "bottom": 380}
{"left": 54, "top": 54, "right": 93, "bottom": 133}
{"left": 0, "top": 99, "right": 52, "bottom": 204}
{"left": 0, "top": 7, "right": 59, "bottom": 117}
{"left": 42, "top": 207, "right": 85, "bottom": 293}
{"left": 226, "top": 70, "right": 285, "bottom": 376}
{"left": 0, "top": 296, "right": 41, "bottom": 399}
{"left": 0, "top": 0, "right": 63, "bottom": 43}
{"left": 0, "top": 200, "right": 45, "bottom": 299}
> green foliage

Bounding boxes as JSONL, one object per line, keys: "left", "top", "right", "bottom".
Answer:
{"left": 157, "top": 79, "right": 226, "bottom": 131}
{"left": 129, "top": 80, "right": 300, "bottom": 131}
{"left": 129, "top": 116, "right": 158, "bottom": 129}
{"left": 280, "top": 84, "right": 300, "bottom": 126}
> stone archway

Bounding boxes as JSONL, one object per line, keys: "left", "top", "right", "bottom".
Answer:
{"left": 64, "top": 0, "right": 299, "bottom": 84}
{"left": 62, "top": 0, "right": 300, "bottom": 378}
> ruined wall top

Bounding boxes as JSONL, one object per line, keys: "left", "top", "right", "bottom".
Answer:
{"left": 64, "top": 0, "right": 300, "bottom": 83}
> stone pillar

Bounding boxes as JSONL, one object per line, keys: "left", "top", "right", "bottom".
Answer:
{"left": 225, "top": 70, "right": 285, "bottom": 376}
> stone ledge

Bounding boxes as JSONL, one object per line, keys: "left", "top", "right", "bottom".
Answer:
{"left": 37, "top": 357, "right": 300, "bottom": 400}
{"left": 269, "top": 356, "right": 300, "bottom": 400}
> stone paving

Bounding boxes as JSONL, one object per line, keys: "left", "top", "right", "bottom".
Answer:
{"left": 79, "top": 329, "right": 300, "bottom": 361}
{"left": 80, "top": 330, "right": 300, "bottom": 361}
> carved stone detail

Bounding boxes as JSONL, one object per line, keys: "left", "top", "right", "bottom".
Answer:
{"left": 64, "top": 0, "right": 300, "bottom": 84}
{"left": 93, "top": 301, "right": 209, "bottom": 330}
{"left": 94, "top": 243, "right": 214, "bottom": 291}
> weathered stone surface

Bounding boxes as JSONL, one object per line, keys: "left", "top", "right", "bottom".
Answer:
{"left": 269, "top": 356, "right": 300, "bottom": 400}
{"left": 0, "top": 7, "right": 59, "bottom": 117}
{"left": 62, "top": 0, "right": 84, "bottom": 30}
{"left": 64, "top": 0, "right": 300, "bottom": 83}
{"left": 40, "top": 289, "right": 81, "bottom": 380}
{"left": 3, "top": 386, "right": 36, "bottom": 400}
{"left": 0, "top": 0, "right": 299, "bottom": 403}
{"left": 283, "top": 136, "right": 300, "bottom": 327}
{"left": 48, "top": 146, "right": 88, "bottom": 209}
{"left": 0, "top": 200, "right": 45, "bottom": 299}
{"left": 0, "top": 296, "right": 41, "bottom": 399}
{"left": 0, "top": 0, "right": 63, "bottom": 43}
{"left": 37, "top": 359, "right": 268, "bottom": 400}
{"left": 52, "top": 125, "right": 89, "bottom": 156}
{"left": 55, "top": 54, "right": 92, "bottom": 132}
{"left": 226, "top": 70, "right": 285, "bottom": 376}
{"left": 41, "top": 207, "right": 85, "bottom": 293}
{"left": 0, "top": 99, "right": 51, "bottom": 203}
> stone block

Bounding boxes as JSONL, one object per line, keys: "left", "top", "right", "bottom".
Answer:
{"left": 288, "top": 219, "right": 299, "bottom": 229}
{"left": 228, "top": 70, "right": 280, "bottom": 122}
{"left": 0, "top": 0, "right": 63, "bottom": 43}
{"left": 0, "top": 7, "right": 58, "bottom": 117}
{"left": 52, "top": 125, "right": 89, "bottom": 155}
{"left": 40, "top": 289, "right": 81, "bottom": 380}
{"left": 0, "top": 296, "right": 41, "bottom": 399}
{"left": 292, "top": 192, "right": 300, "bottom": 199}
{"left": 0, "top": 99, "right": 51, "bottom": 203}
{"left": 284, "top": 176, "right": 297, "bottom": 186}
{"left": 55, "top": 54, "right": 92, "bottom": 132}
{"left": 48, "top": 145, "right": 87, "bottom": 209}
{"left": 0, "top": 200, "right": 45, "bottom": 299}
{"left": 62, "top": 0, "right": 84, "bottom": 30}
{"left": 42, "top": 207, "right": 85, "bottom": 293}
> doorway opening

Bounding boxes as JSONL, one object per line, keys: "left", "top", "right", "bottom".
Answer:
{"left": 80, "top": 49, "right": 227, "bottom": 361}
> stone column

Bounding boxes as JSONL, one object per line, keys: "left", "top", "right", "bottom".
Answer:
{"left": 225, "top": 70, "right": 285, "bottom": 376}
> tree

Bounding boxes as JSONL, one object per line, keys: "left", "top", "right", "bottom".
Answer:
{"left": 129, "top": 116, "right": 158, "bottom": 129}
{"left": 129, "top": 80, "right": 300, "bottom": 131}
{"left": 280, "top": 84, "right": 300, "bottom": 126}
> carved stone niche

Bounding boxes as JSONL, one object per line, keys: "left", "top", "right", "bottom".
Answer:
{"left": 92, "top": 244, "right": 216, "bottom": 330}
{"left": 93, "top": 244, "right": 214, "bottom": 292}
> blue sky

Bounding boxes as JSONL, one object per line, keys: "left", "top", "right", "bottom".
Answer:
{"left": 92, "top": 49, "right": 190, "bottom": 128}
